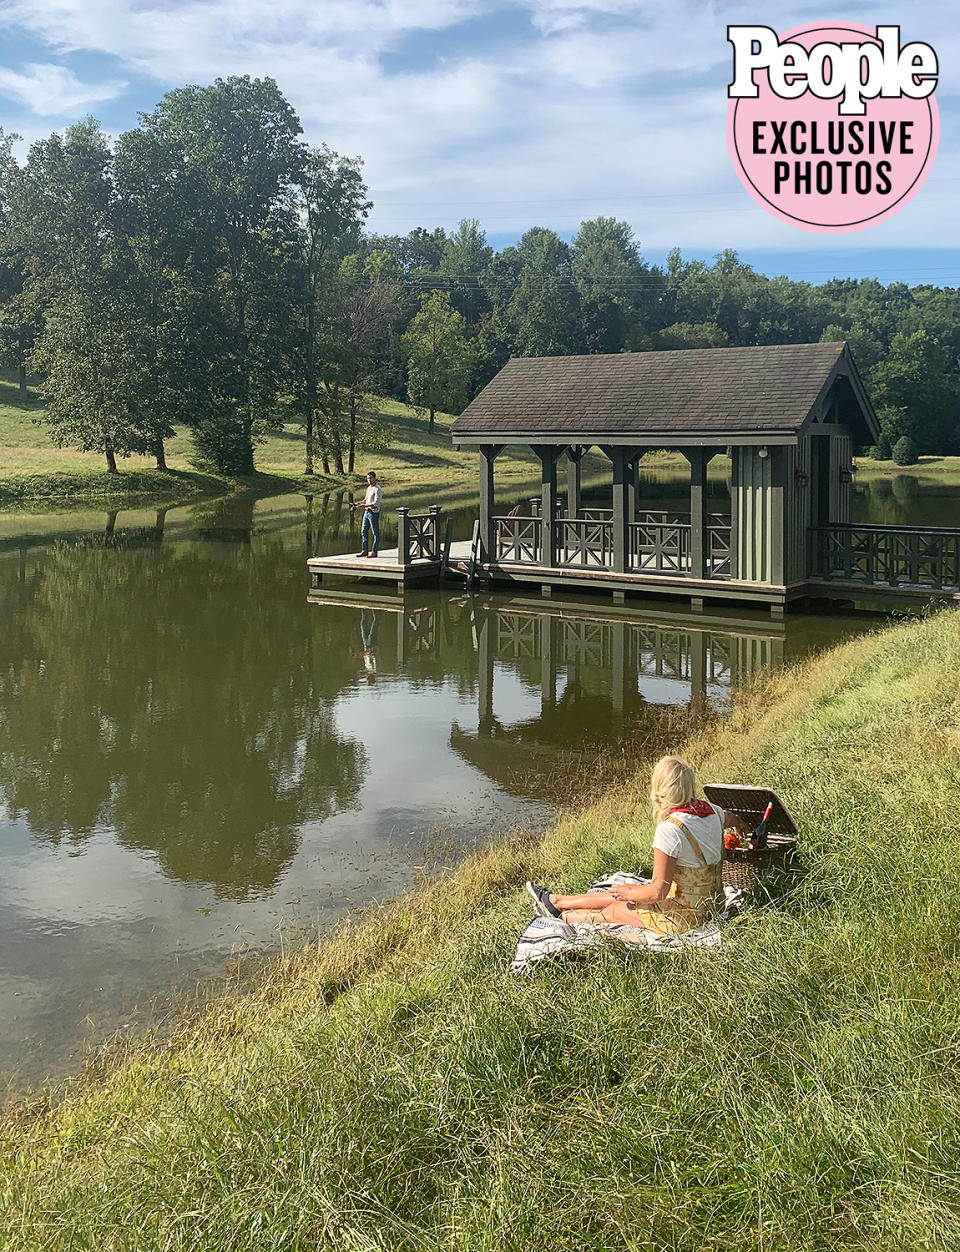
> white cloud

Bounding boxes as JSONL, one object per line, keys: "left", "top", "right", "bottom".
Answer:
{"left": 0, "top": 0, "right": 955, "bottom": 255}
{"left": 0, "top": 62, "right": 127, "bottom": 116}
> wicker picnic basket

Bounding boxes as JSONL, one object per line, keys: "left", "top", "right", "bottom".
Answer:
{"left": 703, "top": 784, "right": 799, "bottom": 893}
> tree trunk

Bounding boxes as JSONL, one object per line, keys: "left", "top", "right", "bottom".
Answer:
{"left": 239, "top": 406, "right": 256, "bottom": 475}
{"left": 348, "top": 398, "right": 357, "bottom": 475}
{"left": 305, "top": 303, "right": 317, "bottom": 475}
{"left": 332, "top": 429, "right": 345, "bottom": 477}
{"left": 104, "top": 436, "right": 118, "bottom": 474}
{"left": 17, "top": 362, "right": 27, "bottom": 398}
{"left": 154, "top": 507, "right": 168, "bottom": 539}
{"left": 429, "top": 406, "right": 435, "bottom": 435}
{"left": 305, "top": 409, "right": 315, "bottom": 475}
{"left": 104, "top": 510, "right": 118, "bottom": 536}
{"left": 154, "top": 437, "right": 168, "bottom": 471}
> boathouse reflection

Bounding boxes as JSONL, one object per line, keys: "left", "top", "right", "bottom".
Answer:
{"left": 309, "top": 588, "right": 786, "bottom": 797}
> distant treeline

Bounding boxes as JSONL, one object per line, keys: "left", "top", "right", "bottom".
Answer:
{"left": 1, "top": 75, "right": 958, "bottom": 476}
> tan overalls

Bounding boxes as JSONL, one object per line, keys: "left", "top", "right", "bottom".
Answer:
{"left": 626, "top": 813, "right": 725, "bottom": 935}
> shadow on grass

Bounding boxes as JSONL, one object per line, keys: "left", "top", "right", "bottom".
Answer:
{"left": 0, "top": 375, "right": 43, "bottom": 411}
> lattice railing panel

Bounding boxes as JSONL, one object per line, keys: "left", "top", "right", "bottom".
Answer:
{"left": 629, "top": 521, "right": 691, "bottom": 574}
{"left": 812, "top": 525, "right": 960, "bottom": 591}
{"left": 495, "top": 516, "right": 541, "bottom": 563}
{"left": 557, "top": 519, "right": 613, "bottom": 567}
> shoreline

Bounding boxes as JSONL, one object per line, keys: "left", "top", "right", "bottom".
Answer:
{"left": 3, "top": 607, "right": 960, "bottom": 1248}
{"left": 3, "top": 451, "right": 959, "bottom": 513}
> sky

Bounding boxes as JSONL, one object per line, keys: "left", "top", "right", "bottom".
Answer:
{"left": 0, "top": 0, "right": 958, "bottom": 287}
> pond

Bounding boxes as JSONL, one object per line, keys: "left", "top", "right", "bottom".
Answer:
{"left": 1, "top": 468, "right": 957, "bottom": 1093}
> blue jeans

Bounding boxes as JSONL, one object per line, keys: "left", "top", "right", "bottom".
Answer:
{"left": 361, "top": 509, "right": 380, "bottom": 553}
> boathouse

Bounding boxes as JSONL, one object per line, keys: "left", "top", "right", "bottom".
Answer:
{"left": 450, "top": 341, "right": 881, "bottom": 613}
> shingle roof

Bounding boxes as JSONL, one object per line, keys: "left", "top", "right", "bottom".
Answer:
{"left": 452, "top": 342, "right": 872, "bottom": 441}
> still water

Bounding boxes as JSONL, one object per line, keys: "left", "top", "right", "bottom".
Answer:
{"left": 1, "top": 470, "right": 957, "bottom": 1092}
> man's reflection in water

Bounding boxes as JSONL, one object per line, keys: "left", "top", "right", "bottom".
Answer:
{"left": 360, "top": 609, "right": 378, "bottom": 684}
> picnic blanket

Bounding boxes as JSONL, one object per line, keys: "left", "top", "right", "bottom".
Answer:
{"left": 511, "top": 872, "right": 746, "bottom": 973}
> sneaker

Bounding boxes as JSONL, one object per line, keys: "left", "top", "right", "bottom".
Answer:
{"left": 525, "top": 881, "right": 561, "bottom": 918}
{"left": 355, "top": 552, "right": 367, "bottom": 558}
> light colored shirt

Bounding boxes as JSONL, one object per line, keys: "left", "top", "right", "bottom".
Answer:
{"left": 652, "top": 802, "right": 724, "bottom": 867}
{"left": 363, "top": 483, "right": 382, "bottom": 512}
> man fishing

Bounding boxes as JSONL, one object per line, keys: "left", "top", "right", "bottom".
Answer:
{"left": 351, "top": 470, "right": 382, "bottom": 558}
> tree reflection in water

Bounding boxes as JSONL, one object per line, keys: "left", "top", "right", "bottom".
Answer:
{"left": 0, "top": 517, "right": 366, "bottom": 899}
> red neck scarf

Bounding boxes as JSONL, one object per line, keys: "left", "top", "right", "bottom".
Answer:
{"left": 670, "top": 799, "right": 715, "bottom": 819}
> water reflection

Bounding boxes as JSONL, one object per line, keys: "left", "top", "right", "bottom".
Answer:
{"left": 0, "top": 534, "right": 365, "bottom": 898}
{"left": 0, "top": 482, "right": 913, "bottom": 1090}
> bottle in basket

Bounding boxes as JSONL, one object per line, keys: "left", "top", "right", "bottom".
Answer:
{"left": 751, "top": 801, "right": 773, "bottom": 850}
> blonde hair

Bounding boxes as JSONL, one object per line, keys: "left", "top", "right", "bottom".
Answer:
{"left": 649, "top": 755, "right": 697, "bottom": 823}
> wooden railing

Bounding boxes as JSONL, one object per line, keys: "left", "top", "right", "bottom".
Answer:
{"left": 630, "top": 519, "right": 691, "bottom": 573}
{"left": 491, "top": 509, "right": 734, "bottom": 579}
{"left": 708, "top": 524, "right": 733, "bottom": 578}
{"left": 397, "top": 505, "right": 442, "bottom": 564}
{"left": 557, "top": 517, "right": 613, "bottom": 566}
{"left": 811, "top": 524, "right": 960, "bottom": 592}
{"left": 495, "top": 514, "right": 541, "bottom": 562}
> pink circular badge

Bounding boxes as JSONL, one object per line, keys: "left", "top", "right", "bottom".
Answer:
{"left": 727, "top": 21, "right": 939, "bottom": 233}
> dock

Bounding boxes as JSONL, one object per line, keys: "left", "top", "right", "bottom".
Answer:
{"left": 305, "top": 340, "right": 960, "bottom": 614}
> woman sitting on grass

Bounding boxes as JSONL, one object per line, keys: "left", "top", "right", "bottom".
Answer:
{"left": 526, "top": 755, "right": 748, "bottom": 935}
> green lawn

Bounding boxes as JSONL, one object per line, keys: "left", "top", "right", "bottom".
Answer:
{"left": 3, "top": 608, "right": 960, "bottom": 1249}
{"left": 5, "top": 372, "right": 959, "bottom": 507}
{"left": 0, "top": 375, "right": 550, "bottom": 505}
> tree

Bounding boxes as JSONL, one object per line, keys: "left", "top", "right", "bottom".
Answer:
{"left": 31, "top": 288, "right": 152, "bottom": 471}
{"left": 517, "top": 227, "right": 571, "bottom": 276}
{"left": 870, "top": 330, "right": 960, "bottom": 454}
{"left": 819, "top": 321, "right": 884, "bottom": 374}
{"left": 401, "top": 291, "right": 472, "bottom": 434}
{"left": 892, "top": 435, "right": 918, "bottom": 466}
{"left": 314, "top": 256, "right": 398, "bottom": 474}
{"left": 439, "top": 218, "right": 492, "bottom": 325}
{"left": 291, "top": 144, "right": 372, "bottom": 474}
{"left": 15, "top": 119, "right": 153, "bottom": 472}
{"left": 571, "top": 217, "right": 661, "bottom": 335}
{"left": 656, "top": 321, "right": 730, "bottom": 350}
{"left": 111, "top": 124, "right": 200, "bottom": 469}
{"left": 0, "top": 128, "right": 40, "bottom": 399}
{"left": 139, "top": 76, "right": 305, "bottom": 474}
{"left": 869, "top": 430, "right": 892, "bottom": 460}
{"left": 505, "top": 272, "right": 583, "bottom": 357}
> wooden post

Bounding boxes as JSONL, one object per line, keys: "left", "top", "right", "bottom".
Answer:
{"left": 533, "top": 446, "right": 560, "bottom": 567}
{"left": 689, "top": 629, "right": 707, "bottom": 718}
{"left": 627, "top": 454, "right": 640, "bottom": 521}
{"left": 428, "top": 504, "right": 442, "bottom": 559}
{"left": 609, "top": 449, "right": 628, "bottom": 573}
{"left": 686, "top": 447, "right": 708, "bottom": 579}
{"left": 396, "top": 605, "right": 406, "bottom": 665}
{"left": 397, "top": 507, "right": 410, "bottom": 565}
{"left": 729, "top": 448, "right": 740, "bottom": 579}
{"left": 611, "top": 619, "right": 627, "bottom": 716}
{"left": 540, "top": 616, "right": 556, "bottom": 711}
{"left": 478, "top": 445, "right": 503, "bottom": 563}
{"left": 477, "top": 611, "right": 494, "bottom": 731}
{"left": 770, "top": 446, "right": 786, "bottom": 587}
{"left": 566, "top": 446, "right": 583, "bottom": 519}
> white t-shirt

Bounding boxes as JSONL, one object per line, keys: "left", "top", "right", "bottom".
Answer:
{"left": 652, "top": 802, "right": 724, "bottom": 867}
{"left": 364, "top": 483, "right": 382, "bottom": 512}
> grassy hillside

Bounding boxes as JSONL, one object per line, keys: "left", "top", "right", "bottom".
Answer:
{"left": 0, "top": 375, "right": 547, "bottom": 504}
{"left": 2, "top": 608, "right": 960, "bottom": 1249}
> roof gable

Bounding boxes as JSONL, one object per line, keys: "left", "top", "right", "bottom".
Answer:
{"left": 452, "top": 342, "right": 878, "bottom": 444}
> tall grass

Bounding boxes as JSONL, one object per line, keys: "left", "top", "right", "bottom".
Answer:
{"left": 2, "top": 609, "right": 960, "bottom": 1250}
